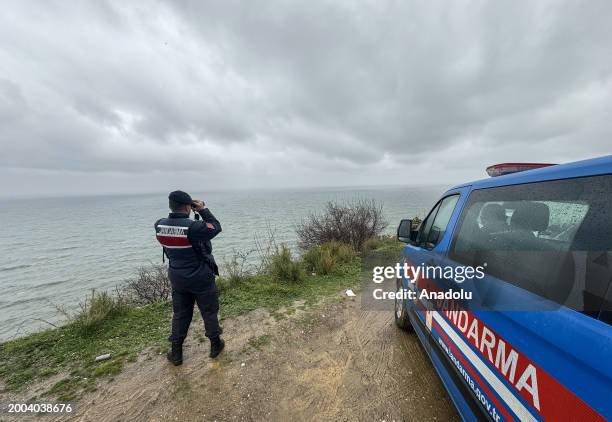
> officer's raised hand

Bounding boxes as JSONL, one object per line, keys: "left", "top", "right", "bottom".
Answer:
{"left": 191, "top": 199, "right": 205, "bottom": 211}
{"left": 190, "top": 201, "right": 222, "bottom": 241}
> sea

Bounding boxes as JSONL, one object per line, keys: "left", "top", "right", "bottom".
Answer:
{"left": 0, "top": 186, "right": 445, "bottom": 340}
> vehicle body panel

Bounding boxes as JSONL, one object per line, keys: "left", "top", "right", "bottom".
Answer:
{"left": 400, "top": 155, "right": 612, "bottom": 421}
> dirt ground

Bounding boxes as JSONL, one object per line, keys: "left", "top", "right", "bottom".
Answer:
{"left": 5, "top": 294, "right": 458, "bottom": 422}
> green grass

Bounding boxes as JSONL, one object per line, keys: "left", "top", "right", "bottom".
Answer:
{"left": 302, "top": 241, "right": 357, "bottom": 275}
{"left": 364, "top": 234, "right": 405, "bottom": 253}
{"left": 268, "top": 244, "right": 305, "bottom": 283}
{"left": 0, "top": 256, "right": 363, "bottom": 401}
{"left": 0, "top": 302, "right": 171, "bottom": 400}
{"left": 220, "top": 259, "right": 360, "bottom": 318}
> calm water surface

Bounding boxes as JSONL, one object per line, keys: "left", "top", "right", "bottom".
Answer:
{"left": 0, "top": 186, "right": 445, "bottom": 340}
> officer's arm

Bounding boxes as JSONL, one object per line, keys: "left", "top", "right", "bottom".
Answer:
{"left": 188, "top": 208, "right": 222, "bottom": 241}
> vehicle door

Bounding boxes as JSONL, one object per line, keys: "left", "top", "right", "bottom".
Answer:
{"left": 402, "top": 188, "right": 467, "bottom": 339}
{"left": 435, "top": 175, "right": 612, "bottom": 421}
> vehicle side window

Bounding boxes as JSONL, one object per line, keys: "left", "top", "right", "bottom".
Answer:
{"left": 418, "top": 202, "right": 441, "bottom": 246}
{"left": 419, "top": 194, "right": 460, "bottom": 249}
{"left": 449, "top": 175, "right": 612, "bottom": 322}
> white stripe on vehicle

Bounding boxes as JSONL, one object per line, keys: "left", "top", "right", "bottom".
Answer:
{"left": 432, "top": 312, "right": 537, "bottom": 422}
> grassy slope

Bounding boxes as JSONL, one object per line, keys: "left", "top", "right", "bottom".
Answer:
{"left": 0, "top": 302, "right": 171, "bottom": 400}
{"left": 0, "top": 263, "right": 363, "bottom": 401}
{"left": 0, "top": 237, "right": 402, "bottom": 402}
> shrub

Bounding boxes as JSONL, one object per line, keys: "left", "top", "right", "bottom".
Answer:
{"left": 223, "top": 249, "right": 254, "bottom": 284}
{"left": 74, "top": 290, "right": 130, "bottom": 334}
{"left": 364, "top": 235, "right": 403, "bottom": 252}
{"left": 411, "top": 216, "right": 422, "bottom": 230}
{"left": 363, "top": 236, "right": 383, "bottom": 250}
{"left": 302, "top": 241, "right": 356, "bottom": 275}
{"left": 296, "top": 199, "right": 387, "bottom": 251}
{"left": 268, "top": 244, "right": 304, "bottom": 283}
{"left": 125, "top": 264, "right": 171, "bottom": 304}
{"left": 218, "top": 249, "right": 255, "bottom": 292}
{"left": 302, "top": 247, "right": 335, "bottom": 275}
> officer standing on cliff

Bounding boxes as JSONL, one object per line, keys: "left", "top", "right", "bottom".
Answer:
{"left": 154, "top": 190, "right": 224, "bottom": 365}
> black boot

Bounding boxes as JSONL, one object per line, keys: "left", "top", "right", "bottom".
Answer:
{"left": 209, "top": 337, "right": 225, "bottom": 358}
{"left": 166, "top": 342, "right": 183, "bottom": 366}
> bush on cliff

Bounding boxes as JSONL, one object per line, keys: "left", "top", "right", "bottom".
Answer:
{"left": 296, "top": 199, "right": 387, "bottom": 251}
{"left": 302, "top": 241, "right": 356, "bottom": 275}
{"left": 268, "top": 244, "right": 304, "bottom": 283}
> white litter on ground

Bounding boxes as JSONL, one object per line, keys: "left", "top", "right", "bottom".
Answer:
{"left": 345, "top": 289, "right": 356, "bottom": 297}
{"left": 95, "top": 353, "right": 111, "bottom": 362}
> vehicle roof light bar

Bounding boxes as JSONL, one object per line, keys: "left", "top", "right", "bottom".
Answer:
{"left": 486, "top": 162, "right": 556, "bottom": 177}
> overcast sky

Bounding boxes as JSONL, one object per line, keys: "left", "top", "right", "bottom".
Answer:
{"left": 1, "top": 0, "right": 611, "bottom": 197}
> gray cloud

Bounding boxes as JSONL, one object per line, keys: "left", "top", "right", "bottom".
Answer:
{"left": 0, "top": 0, "right": 611, "bottom": 196}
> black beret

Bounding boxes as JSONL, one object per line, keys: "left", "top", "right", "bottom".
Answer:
{"left": 168, "top": 190, "right": 193, "bottom": 205}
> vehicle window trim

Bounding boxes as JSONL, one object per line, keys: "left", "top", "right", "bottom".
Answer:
{"left": 418, "top": 202, "right": 441, "bottom": 246}
{"left": 420, "top": 193, "right": 460, "bottom": 250}
{"left": 449, "top": 190, "right": 478, "bottom": 262}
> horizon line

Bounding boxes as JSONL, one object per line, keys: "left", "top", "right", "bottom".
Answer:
{"left": 0, "top": 182, "right": 452, "bottom": 201}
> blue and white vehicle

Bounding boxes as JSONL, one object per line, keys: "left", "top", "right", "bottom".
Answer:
{"left": 395, "top": 156, "right": 612, "bottom": 421}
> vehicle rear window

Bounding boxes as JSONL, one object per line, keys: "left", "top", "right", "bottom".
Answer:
{"left": 449, "top": 175, "right": 612, "bottom": 320}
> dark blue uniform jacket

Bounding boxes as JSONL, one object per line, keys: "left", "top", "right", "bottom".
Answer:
{"left": 154, "top": 208, "right": 222, "bottom": 288}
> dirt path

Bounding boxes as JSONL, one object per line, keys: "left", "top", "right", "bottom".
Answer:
{"left": 8, "top": 294, "right": 458, "bottom": 422}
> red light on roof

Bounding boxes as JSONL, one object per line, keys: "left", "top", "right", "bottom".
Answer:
{"left": 486, "top": 163, "right": 556, "bottom": 177}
